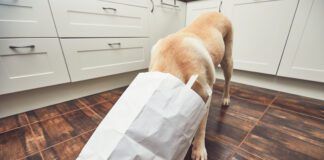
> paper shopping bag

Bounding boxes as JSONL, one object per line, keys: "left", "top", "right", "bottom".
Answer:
{"left": 77, "top": 72, "right": 212, "bottom": 160}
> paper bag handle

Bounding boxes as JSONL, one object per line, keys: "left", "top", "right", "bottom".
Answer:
{"left": 186, "top": 74, "right": 212, "bottom": 96}
{"left": 186, "top": 75, "right": 198, "bottom": 88}
{"left": 186, "top": 74, "right": 213, "bottom": 104}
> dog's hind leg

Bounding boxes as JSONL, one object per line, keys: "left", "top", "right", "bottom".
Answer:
{"left": 220, "top": 28, "right": 233, "bottom": 106}
{"left": 192, "top": 105, "right": 209, "bottom": 160}
{"left": 191, "top": 81, "right": 212, "bottom": 160}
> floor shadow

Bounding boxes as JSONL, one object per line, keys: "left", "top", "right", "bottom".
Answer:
{"left": 215, "top": 104, "right": 230, "bottom": 133}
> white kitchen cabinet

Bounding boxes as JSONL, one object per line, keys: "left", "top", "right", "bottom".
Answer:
{"left": 227, "top": 0, "right": 298, "bottom": 75}
{"left": 60, "top": 38, "right": 150, "bottom": 82}
{"left": 186, "top": 0, "right": 222, "bottom": 26}
{"left": 106, "top": 0, "right": 148, "bottom": 8}
{"left": 149, "top": 0, "right": 186, "bottom": 47}
{"left": 0, "top": 0, "right": 57, "bottom": 37}
{"left": 278, "top": 0, "right": 324, "bottom": 83}
{"left": 49, "top": 0, "right": 149, "bottom": 37}
{"left": 0, "top": 38, "right": 70, "bottom": 95}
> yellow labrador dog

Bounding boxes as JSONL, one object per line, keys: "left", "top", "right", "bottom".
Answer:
{"left": 149, "top": 12, "right": 233, "bottom": 160}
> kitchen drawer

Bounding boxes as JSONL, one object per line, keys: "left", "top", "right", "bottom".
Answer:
{"left": 0, "top": 38, "right": 70, "bottom": 95}
{"left": 107, "top": 0, "right": 148, "bottom": 7}
{"left": 61, "top": 38, "right": 149, "bottom": 82}
{"left": 0, "top": 0, "right": 57, "bottom": 37}
{"left": 49, "top": 0, "right": 149, "bottom": 37}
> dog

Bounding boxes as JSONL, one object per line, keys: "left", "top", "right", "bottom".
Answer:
{"left": 149, "top": 12, "right": 233, "bottom": 160}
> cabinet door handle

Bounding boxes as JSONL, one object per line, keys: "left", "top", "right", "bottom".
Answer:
{"left": 219, "top": 0, "right": 223, "bottom": 12}
{"left": 9, "top": 45, "right": 35, "bottom": 49}
{"left": 161, "top": 0, "right": 178, "bottom": 8}
{"left": 102, "top": 7, "right": 117, "bottom": 12}
{"left": 150, "top": 0, "right": 154, "bottom": 13}
{"left": 108, "top": 43, "right": 121, "bottom": 47}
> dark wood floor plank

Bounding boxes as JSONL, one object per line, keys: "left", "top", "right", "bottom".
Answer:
{"left": 214, "top": 81, "right": 278, "bottom": 105}
{"left": 0, "top": 126, "right": 39, "bottom": 160}
{"left": 111, "top": 87, "right": 127, "bottom": 95}
{"left": 22, "top": 153, "right": 43, "bottom": 160}
{"left": 211, "top": 92, "right": 268, "bottom": 122}
{"left": 79, "top": 94, "right": 108, "bottom": 107}
{"left": 89, "top": 101, "right": 114, "bottom": 118}
{"left": 99, "top": 88, "right": 125, "bottom": 104}
{"left": 262, "top": 107, "right": 324, "bottom": 146}
{"left": 0, "top": 113, "right": 29, "bottom": 134}
{"left": 26, "top": 100, "right": 84, "bottom": 123}
{"left": 207, "top": 91, "right": 267, "bottom": 146}
{"left": 42, "top": 131, "right": 93, "bottom": 160}
{"left": 206, "top": 138, "right": 236, "bottom": 160}
{"left": 55, "top": 100, "right": 85, "bottom": 111}
{"left": 184, "top": 138, "right": 236, "bottom": 160}
{"left": 207, "top": 106, "right": 255, "bottom": 145}
{"left": 63, "top": 108, "right": 102, "bottom": 133}
{"left": 78, "top": 87, "right": 125, "bottom": 107}
{"left": 231, "top": 149, "right": 263, "bottom": 160}
{"left": 30, "top": 108, "right": 100, "bottom": 150}
{"left": 242, "top": 123, "right": 323, "bottom": 160}
{"left": 272, "top": 93, "right": 324, "bottom": 119}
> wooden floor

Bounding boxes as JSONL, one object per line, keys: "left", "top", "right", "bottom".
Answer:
{"left": 0, "top": 81, "right": 323, "bottom": 160}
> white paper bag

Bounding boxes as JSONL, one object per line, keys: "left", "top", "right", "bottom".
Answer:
{"left": 77, "top": 72, "right": 212, "bottom": 160}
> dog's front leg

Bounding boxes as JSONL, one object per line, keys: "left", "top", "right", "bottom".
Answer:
{"left": 191, "top": 101, "right": 210, "bottom": 160}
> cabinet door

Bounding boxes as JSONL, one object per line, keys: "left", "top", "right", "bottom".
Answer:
{"left": 0, "top": 38, "right": 70, "bottom": 95}
{"left": 49, "top": 0, "right": 149, "bottom": 37}
{"left": 0, "top": 0, "right": 57, "bottom": 37}
{"left": 278, "top": 0, "right": 324, "bottom": 83}
{"left": 186, "top": 0, "right": 221, "bottom": 26}
{"left": 60, "top": 38, "right": 149, "bottom": 82}
{"left": 229, "top": 0, "right": 298, "bottom": 74}
{"left": 149, "top": 0, "right": 186, "bottom": 47}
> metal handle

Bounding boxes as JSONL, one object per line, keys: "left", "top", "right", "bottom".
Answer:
{"left": 161, "top": 0, "right": 178, "bottom": 7}
{"left": 219, "top": 0, "right": 223, "bottom": 12}
{"left": 150, "top": 0, "right": 154, "bottom": 13}
{"left": 9, "top": 45, "right": 35, "bottom": 49}
{"left": 108, "top": 43, "right": 121, "bottom": 47}
{"left": 102, "top": 7, "right": 117, "bottom": 12}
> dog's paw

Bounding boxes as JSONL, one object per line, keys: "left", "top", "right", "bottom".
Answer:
{"left": 191, "top": 146, "right": 207, "bottom": 160}
{"left": 222, "top": 97, "right": 230, "bottom": 106}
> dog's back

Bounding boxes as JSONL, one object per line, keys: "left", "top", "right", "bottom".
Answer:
{"left": 149, "top": 12, "right": 232, "bottom": 100}
{"left": 183, "top": 12, "right": 233, "bottom": 66}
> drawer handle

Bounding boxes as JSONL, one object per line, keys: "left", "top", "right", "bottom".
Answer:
{"left": 9, "top": 45, "right": 35, "bottom": 49}
{"left": 150, "top": 0, "right": 154, "bottom": 13}
{"left": 108, "top": 43, "right": 121, "bottom": 47}
{"left": 161, "top": 0, "right": 178, "bottom": 8}
{"left": 102, "top": 7, "right": 117, "bottom": 12}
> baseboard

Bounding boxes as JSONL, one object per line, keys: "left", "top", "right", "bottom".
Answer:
{"left": 0, "top": 70, "right": 146, "bottom": 118}
{"left": 216, "top": 69, "right": 324, "bottom": 101}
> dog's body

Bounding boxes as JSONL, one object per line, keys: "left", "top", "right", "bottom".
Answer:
{"left": 149, "top": 12, "right": 233, "bottom": 160}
